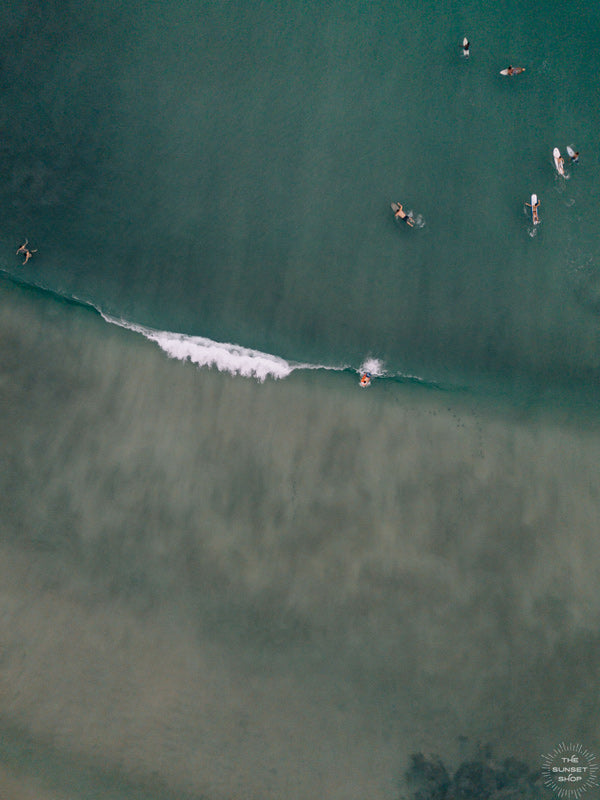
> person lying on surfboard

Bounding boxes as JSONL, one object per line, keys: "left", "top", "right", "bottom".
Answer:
{"left": 461, "top": 37, "right": 470, "bottom": 57}
{"left": 393, "top": 203, "right": 415, "bottom": 227}
{"left": 568, "top": 148, "right": 579, "bottom": 163}
{"left": 555, "top": 152, "right": 565, "bottom": 174}
{"left": 526, "top": 197, "right": 540, "bottom": 225}
{"left": 504, "top": 65, "right": 525, "bottom": 76}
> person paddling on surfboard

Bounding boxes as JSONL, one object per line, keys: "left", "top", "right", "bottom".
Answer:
{"left": 393, "top": 203, "right": 415, "bottom": 227}
{"left": 502, "top": 65, "right": 525, "bottom": 76}
{"left": 553, "top": 148, "right": 565, "bottom": 176}
{"left": 461, "top": 37, "right": 470, "bottom": 57}
{"left": 567, "top": 146, "right": 579, "bottom": 163}
{"left": 526, "top": 196, "right": 540, "bottom": 225}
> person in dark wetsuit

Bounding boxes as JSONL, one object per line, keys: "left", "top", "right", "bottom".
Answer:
{"left": 462, "top": 38, "right": 470, "bottom": 57}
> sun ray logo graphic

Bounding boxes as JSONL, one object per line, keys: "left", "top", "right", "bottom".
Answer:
{"left": 541, "top": 742, "right": 598, "bottom": 799}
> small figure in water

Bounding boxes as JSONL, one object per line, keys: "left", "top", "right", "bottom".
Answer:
{"left": 526, "top": 196, "right": 540, "bottom": 225}
{"left": 462, "top": 37, "right": 470, "bottom": 58}
{"left": 394, "top": 203, "right": 415, "bottom": 227}
{"left": 359, "top": 372, "right": 371, "bottom": 388}
{"left": 505, "top": 65, "right": 525, "bottom": 75}
{"left": 569, "top": 149, "right": 579, "bottom": 163}
{"left": 16, "top": 239, "right": 37, "bottom": 265}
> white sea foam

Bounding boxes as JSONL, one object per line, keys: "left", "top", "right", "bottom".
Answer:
{"left": 100, "top": 313, "right": 338, "bottom": 382}
{"left": 359, "top": 357, "right": 385, "bottom": 377}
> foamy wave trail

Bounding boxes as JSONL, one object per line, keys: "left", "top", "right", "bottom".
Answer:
{"left": 101, "top": 313, "right": 328, "bottom": 382}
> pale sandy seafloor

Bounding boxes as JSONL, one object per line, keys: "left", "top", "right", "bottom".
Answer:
{"left": 1, "top": 282, "right": 599, "bottom": 800}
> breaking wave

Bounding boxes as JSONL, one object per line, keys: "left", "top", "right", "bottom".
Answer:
{"left": 1, "top": 269, "right": 437, "bottom": 388}
{"left": 101, "top": 313, "right": 338, "bottom": 382}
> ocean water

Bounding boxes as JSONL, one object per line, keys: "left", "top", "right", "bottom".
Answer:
{"left": 1, "top": 1, "right": 600, "bottom": 798}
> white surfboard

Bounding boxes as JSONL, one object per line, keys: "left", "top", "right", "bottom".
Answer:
{"left": 462, "top": 37, "right": 470, "bottom": 57}
{"left": 530, "top": 193, "right": 540, "bottom": 225}
{"left": 500, "top": 66, "right": 525, "bottom": 75}
{"left": 566, "top": 145, "right": 578, "bottom": 162}
{"left": 553, "top": 147, "right": 565, "bottom": 176}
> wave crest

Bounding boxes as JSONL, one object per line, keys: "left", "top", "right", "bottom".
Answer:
{"left": 102, "top": 314, "right": 297, "bottom": 382}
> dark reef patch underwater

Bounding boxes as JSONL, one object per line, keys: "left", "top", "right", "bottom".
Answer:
{"left": 404, "top": 749, "right": 543, "bottom": 800}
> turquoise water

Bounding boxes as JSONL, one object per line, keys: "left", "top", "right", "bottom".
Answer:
{"left": 1, "top": 1, "right": 600, "bottom": 798}
{"left": 2, "top": 0, "right": 600, "bottom": 385}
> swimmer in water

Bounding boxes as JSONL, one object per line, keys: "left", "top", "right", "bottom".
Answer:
{"left": 394, "top": 203, "right": 415, "bottom": 227}
{"left": 16, "top": 239, "right": 37, "bottom": 265}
